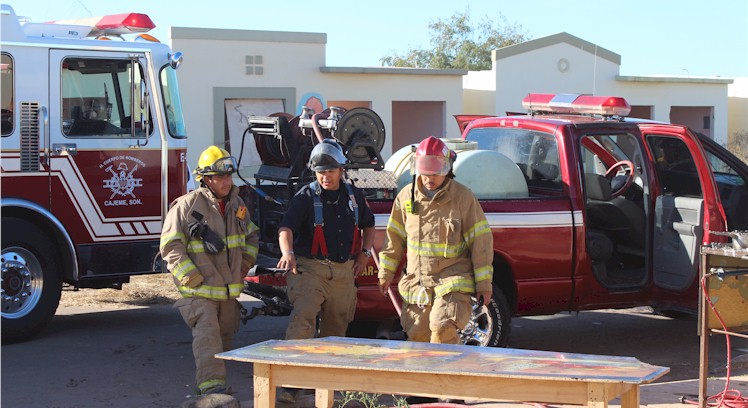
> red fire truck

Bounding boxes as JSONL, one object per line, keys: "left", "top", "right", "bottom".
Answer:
{"left": 1, "top": 4, "right": 188, "bottom": 343}
{"left": 243, "top": 94, "right": 748, "bottom": 348}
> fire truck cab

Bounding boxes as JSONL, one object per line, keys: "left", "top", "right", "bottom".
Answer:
{"left": 1, "top": 4, "right": 188, "bottom": 343}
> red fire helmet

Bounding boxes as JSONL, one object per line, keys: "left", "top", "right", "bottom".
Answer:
{"left": 414, "top": 136, "right": 455, "bottom": 176}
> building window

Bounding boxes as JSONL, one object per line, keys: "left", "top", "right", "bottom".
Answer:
{"left": 245, "top": 55, "right": 264, "bottom": 76}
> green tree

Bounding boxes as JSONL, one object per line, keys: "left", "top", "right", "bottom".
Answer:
{"left": 380, "top": 9, "right": 529, "bottom": 70}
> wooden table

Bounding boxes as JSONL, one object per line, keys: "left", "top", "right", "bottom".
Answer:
{"left": 217, "top": 336, "right": 668, "bottom": 408}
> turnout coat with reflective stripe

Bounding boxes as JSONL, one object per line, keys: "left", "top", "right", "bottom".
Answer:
{"left": 378, "top": 178, "right": 493, "bottom": 304}
{"left": 160, "top": 185, "right": 259, "bottom": 300}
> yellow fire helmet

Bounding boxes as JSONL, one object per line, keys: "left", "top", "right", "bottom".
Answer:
{"left": 194, "top": 146, "right": 237, "bottom": 182}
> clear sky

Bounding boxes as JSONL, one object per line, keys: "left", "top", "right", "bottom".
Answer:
{"left": 8, "top": 0, "right": 748, "bottom": 78}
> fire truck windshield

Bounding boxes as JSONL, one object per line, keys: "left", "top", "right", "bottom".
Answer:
{"left": 160, "top": 66, "right": 186, "bottom": 138}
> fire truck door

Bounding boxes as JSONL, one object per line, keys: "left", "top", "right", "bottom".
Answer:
{"left": 48, "top": 50, "right": 163, "bottom": 246}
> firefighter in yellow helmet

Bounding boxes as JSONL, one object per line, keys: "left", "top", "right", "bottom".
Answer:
{"left": 160, "top": 146, "right": 259, "bottom": 396}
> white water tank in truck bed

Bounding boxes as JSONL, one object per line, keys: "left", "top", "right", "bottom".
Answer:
{"left": 384, "top": 138, "right": 528, "bottom": 199}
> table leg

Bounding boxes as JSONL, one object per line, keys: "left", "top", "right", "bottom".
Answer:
{"left": 620, "top": 385, "right": 640, "bottom": 408}
{"left": 587, "top": 383, "right": 608, "bottom": 408}
{"left": 254, "top": 363, "right": 275, "bottom": 408}
{"left": 698, "top": 253, "right": 709, "bottom": 408}
{"left": 315, "top": 389, "right": 334, "bottom": 408}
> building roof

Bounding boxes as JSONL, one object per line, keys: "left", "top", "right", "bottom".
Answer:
{"left": 320, "top": 66, "right": 467, "bottom": 76}
{"left": 171, "top": 26, "right": 326, "bottom": 44}
{"left": 617, "top": 75, "right": 733, "bottom": 84}
{"left": 492, "top": 32, "right": 621, "bottom": 65}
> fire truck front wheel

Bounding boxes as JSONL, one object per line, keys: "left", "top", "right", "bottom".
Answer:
{"left": 1, "top": 217, "right": 63, "bottom": 344}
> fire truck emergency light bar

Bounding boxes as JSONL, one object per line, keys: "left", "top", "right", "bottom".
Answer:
{"left": 23, "top": 13, "right": 156, "bottom": 39}
{"left": 522, "top": 93, "right": 631, "bottom": 117}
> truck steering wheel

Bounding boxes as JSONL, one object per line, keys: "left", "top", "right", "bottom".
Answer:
{"left": 605, "top": 160, "right": 635, "bottom": 197}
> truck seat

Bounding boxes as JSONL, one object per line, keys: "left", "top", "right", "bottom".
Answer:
{"left": 585, "top": 173, "right": 645, "bottom": 253}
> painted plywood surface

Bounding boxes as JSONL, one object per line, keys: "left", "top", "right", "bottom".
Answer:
{"left": 707, "top": 273, "right": 748, "bottom": 330}
{"left": 218, "top": 336, "right": 668, "bottom": 383}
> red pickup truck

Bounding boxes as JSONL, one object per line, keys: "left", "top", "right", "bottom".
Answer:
{"left": 245, "top": 94, "right": 748, "bottom": 347}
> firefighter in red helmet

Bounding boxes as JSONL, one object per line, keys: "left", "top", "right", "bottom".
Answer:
{"left": 378, "top": 136, "right": 493, "bottom": 345}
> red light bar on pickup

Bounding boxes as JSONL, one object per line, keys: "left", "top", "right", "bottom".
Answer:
{"left": 522, "top": 93, "right": 631, "bottom": 117}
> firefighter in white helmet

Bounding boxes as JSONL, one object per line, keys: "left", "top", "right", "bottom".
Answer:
{"left": 378, "top": 136, "right": 494, "bottom": 345}
{"left": 160, "top": 146, "right": 259, "bottom": 396}
{"left": 274, "top": 139, "right": 375, "bottom": 403}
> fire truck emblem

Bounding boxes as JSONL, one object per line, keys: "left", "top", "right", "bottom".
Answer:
{"left": 104, "top": 162, "right": 143, "bottom": 199}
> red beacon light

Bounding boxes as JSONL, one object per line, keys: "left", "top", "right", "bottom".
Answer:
{"left": 46, "top": 13, "right": 156, "bottom": 38}
{"left": 522, "top": 93, "right": 631, "bottom": 117}
{"left": 90, "top": 13, "right": 155, "bottom": 36}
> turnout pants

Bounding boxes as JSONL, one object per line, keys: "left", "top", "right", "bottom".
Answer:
{"left": 399, "top": 282, "right": 473, "bottom": 344}
{"left": 174, "top": 297, "right": 241, "bottom": 392}
{"left": 284, "top": 257, "right": 357, "bottom": 339}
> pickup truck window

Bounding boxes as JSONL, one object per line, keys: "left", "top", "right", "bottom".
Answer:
{"left": 705, "top": 150, "right": 748, "bottom": 230}
{"left": 465, "top": 127, "right": 563, "bottom": 193}
{"left": 647, "top": 136, "right": 702, "bottom": 197}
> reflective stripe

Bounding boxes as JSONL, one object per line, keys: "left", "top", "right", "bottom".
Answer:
{"left": 379, "top": 255, "right": 400, "bottom": 271}
{"left": 407, "top": 239, "right": 466, "bottom": 258}
{"left": 386, "top": 218, "right": 406, "bottom": 240}
{"left": 159, "top": 232, "right": 186, "bottom": 250}
{"left": 178, "top": 283, "right": 244, "bottom": 300}
{"left": 434, "top": 277, "right": 475, "bottom": 297}
{"left": 171, "top": 259, "right": 197, "bottom": 280}
{"left": 187, "top": 241, "right": 209, "bottom": 253}
{"left": 198, "top": 379, "right": 225, "bottom": 393}
{"left": 245, "top": 244, "right": 258, "bottom": 259}
{"left": 463, "top": 220, "right": 490, "bottom": 245}
{"left": 400, "top": 289, "right": 431, "bottom": 305}
{"left": 225, "top": 234, "right": 245, "bottom": 248}
{"left": 474, "top": 265, "right": 493, "bottom": 283}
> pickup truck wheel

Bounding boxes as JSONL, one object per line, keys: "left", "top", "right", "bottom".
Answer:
{"left": 460, "top": 289, "right": 511, "bottom": 347}
{"left": 1, "top": 218, "right": 63, "bottom": 344}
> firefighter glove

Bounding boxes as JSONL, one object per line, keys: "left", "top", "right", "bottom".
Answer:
{"left": 188, "top": 221, "right": 225, "bottom": 254}
{"left": 180, "top": 272, "right": 204, "bottom": 288}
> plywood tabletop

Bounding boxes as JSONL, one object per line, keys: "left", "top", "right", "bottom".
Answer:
{"left": 218, "top": 336, "right": 668, "bottom": 384}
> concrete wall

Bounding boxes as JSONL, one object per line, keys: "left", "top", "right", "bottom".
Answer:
{"left": 489, "top": 32, "right": 733, "bottom": 145}
{"left": 494, "top": 41, "right": 622, "bottom": 115}
{"left": 728, "top": 77, "right": 748, "bottom": 144}
{"left": 606, "top": 77, "right": 731, "bottom": 143}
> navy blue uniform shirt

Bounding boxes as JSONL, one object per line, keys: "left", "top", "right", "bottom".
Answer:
{"left": 279, "top": 181, "right": 375, "bottom": 263}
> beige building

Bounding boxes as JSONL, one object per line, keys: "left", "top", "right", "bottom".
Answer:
{"left": 170, "top": 29, "right": 742, "bottom": 173}
{"left": 728, "top": 77, "right": 748, "bottom": 145}
{"left": 466, "top": 33, "right": 734, "bottom": 143}
{"left": 171, "top": 27, "right": 465, "bottom": 174}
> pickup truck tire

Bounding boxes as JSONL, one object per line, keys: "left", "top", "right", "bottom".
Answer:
{"left": 460, "top": 288, "right": 511, "bottom": 347}
{"left": 1, "top": 218, "right": 63, "bottom": 344}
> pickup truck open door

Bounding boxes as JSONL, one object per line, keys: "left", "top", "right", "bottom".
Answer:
{"left": 638, "top": 124, "right": 729, "bottom": 296}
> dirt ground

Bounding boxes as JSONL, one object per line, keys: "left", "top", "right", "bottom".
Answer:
{"left": 5, "top": 277, "right": 748, "bottom": 408}
{"left": 59, "top": 273, "right": 181, "bottom": 308}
